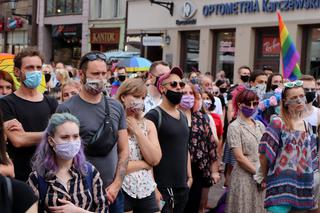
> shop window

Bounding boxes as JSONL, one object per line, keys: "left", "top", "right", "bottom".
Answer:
{"left": 180, "top": 31, "right": 200, "bottom": 73}
{"left": 303, "top": 26, "right": 320, "bottom": 78}
{"left": 45, "top": 0, "right": 82, "bottom": 16}
{"left": 212, "top": 30, "right": 235, "bottom": 83}
{"left": 254, "top": 27, "right": 280, "bottom": 73}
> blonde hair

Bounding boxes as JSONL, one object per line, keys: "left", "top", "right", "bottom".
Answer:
{"left": 56, "top": 68, "right": 70, "bottom": 85}
{"left": 115, "top": 78, "right": 147, "bottom": 104}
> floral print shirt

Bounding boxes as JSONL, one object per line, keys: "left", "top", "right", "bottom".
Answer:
{"left": 122, "top": 119, "right": 157, "bottom": 198}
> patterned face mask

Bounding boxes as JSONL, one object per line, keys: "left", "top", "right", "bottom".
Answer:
{"left": 285, "top": 96, "right": 306, "bottom": 106}
{"left": 126, "top": 99, "right": 144, "bottom": 114}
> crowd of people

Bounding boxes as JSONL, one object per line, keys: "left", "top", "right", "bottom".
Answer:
{"left": 0, "top": 47, "right": 320, "bottom": 213}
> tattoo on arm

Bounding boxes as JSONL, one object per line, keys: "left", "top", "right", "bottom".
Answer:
{"left": 117, "top": 157, "right": 129, "bottom": 182}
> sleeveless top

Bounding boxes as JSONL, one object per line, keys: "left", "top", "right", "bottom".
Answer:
{"left": 122, "top": 119, "right": 157, "bottom": 198}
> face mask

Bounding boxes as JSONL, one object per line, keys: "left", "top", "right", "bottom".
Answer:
{"left": 252, "top": 83, "right": 266, "bottom": 99}
{"left": 219, "top": 87, "right": 227, "bottom": 94}
{"left": 118, "top": 75, "right": 126, "bottom": 82}
{"left": 271, "top": 84, "right": 278, "bottom": 91}
{"left": 190, "top": 77, "right": 198, "bottom": 85}
{"left": 23, "top": 70, "right": 42, "bottom": 88}
{"left": 54, "top": 140, "right": 81, "bottom": 160}
{"left": 240, "top": 75, "right": 250, "bottom": 83}
{"left": 84, "top": 78, "right": 107, "bottom": 95}
{"left": 180, "top": 95, "right": 195, "bottom": 109}
{"left": 45, "top": 73, "right": 51, "bottom": 83}
{"left": 203, "top": 100, "right": 212, "bottom": 110}
{"left": 306, "top": 91, "right": 316, "bottom": 104}
{"left": 241, "top": 105, "right": 257, "bottom": 117}
{"left": 164, "top": 89, "right": 183, "bottom": 105}
{"left": 126, "top": 99, "right": 144, "bottom": 114}
{"left": 285, "top": 96, "right": 306, "bottom": 106}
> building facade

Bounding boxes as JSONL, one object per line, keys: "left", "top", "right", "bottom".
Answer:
{"left": 127, "top": 0, "right": 320, "bottom": 82}
{"left": 0, "top": 0, "right": 35, "bottom": 54}
{"left": 37, "top": 0, "right": 89, "bottom": 66}
{"left": 89, "top": 0, "right": 126, "bottom": 52}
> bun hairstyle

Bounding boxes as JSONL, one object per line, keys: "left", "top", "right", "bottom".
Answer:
{"left": 232, "top": 85, "right": 259, "bottom": 118}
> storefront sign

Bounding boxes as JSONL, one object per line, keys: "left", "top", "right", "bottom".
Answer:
{"left": 262, "top": 37, "right": 280, "bottom": 56}
{"left": 203, "top": 0, "right": 320, "bottom": 17}
{"left": 52, "top": 24, "right": 81, "bottom": 37}
{"left": 219, "top": 41, "right": 235, "bottom": 52}
{"left": 90, "top": 28, "right": 120, "bottom": 44}
{"left": 143, "top": 36, "right": 163, "bottom": 46}
{"left": 176, "top": 1, "right": 197, "bottom": 25}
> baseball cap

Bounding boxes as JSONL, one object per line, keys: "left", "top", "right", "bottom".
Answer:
{"left": 157, "top": 67, "right": 184, "bottom": 91}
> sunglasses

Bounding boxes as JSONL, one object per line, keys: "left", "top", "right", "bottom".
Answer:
{"left": 162, "top": 81, "right": 186, "bottom": 89}
{"left": 79, "top": 52, "right": 107, "bottom": 69}
{"left": 284, "top": 80, "right": 303, "bottom": 88}
{"left": 212, "top": 91, "right": 219, "bottom": 95}
{"left": 243, "top": 101, "right": 259, "bottom": 108}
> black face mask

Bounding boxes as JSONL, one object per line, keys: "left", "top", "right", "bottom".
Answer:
{"left": 240, "top": 75, "right": 250, "bottom": 83}
{"left": 165, "top": 89, "right": 183, "bottom": 105}
{"left": 118, "top": 75, "right": 126, "bottom": 82}
{"left": 219, "top": 87, "right": 227, "bottom": 94}
{"left": 45, "top": 73, "right": 51, "bottom": 83}
{"left": 306, "top": 91, "right": 316, "bottom": 104}
{"left": 271, "top": 84, "right": 278, "bottom": 91}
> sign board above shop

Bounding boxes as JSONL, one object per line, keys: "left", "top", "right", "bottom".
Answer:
{"left": 142, "top": 36, "right": 163, "bottom": 46}
{"left": 203, "top": 0, "right": 320, "bottom": 17}
{"left": 90, "top": 28, "right": 120, "bottom": 44}
{"left": 176, "top": 1, "right": 197, "bottom": 25}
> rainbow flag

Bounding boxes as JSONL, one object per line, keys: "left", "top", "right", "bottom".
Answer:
{"left": 277, "top": 12, "right": 302, "bottom": 80}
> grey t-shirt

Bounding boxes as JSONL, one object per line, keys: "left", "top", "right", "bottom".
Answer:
{"left": 56, "top": 95, "right": 126, "bottom": 187}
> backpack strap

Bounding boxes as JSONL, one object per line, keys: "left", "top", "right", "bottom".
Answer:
{"left": 153, "top": 106, "right": 162, "bottom": 130}
{"left": 43, "top": 95, "right": 56, "bottom": 115}
{"left": 4, "top": 176, "right": 12, "bottom": 212}
{"left": 85, "top": 163, "right": 94, "bottom": 196}
{"left": 38, "top": 175, "right": 48, "bottom": 213}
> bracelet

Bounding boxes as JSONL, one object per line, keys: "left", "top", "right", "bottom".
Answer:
{"left": 188, "top": 176, "right": 193, "bottom": 179}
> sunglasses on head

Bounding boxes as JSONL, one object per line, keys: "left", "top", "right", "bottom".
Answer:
{"left": 79, "top": 52, "right": 107, "bottom": 69}
{"left": 243, "top": 101, "right": 259, "bottom": 107}
{"left": 162, "top": 81, "right": 186, "bottom": 89}
{"left": 284, "top": 80, "right": 303, "bottom": 88}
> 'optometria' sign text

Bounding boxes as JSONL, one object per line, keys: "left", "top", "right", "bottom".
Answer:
{"left": 203, "top": 0, "right": 320, "bottom": 17}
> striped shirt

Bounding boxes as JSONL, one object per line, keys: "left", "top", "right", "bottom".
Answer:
{"left": 27, "top": 164, "right": 107, "bottom": 213}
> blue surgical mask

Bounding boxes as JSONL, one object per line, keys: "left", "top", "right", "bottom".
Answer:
{"left": 23, "top": 70, "right": 42, "bottom": 88}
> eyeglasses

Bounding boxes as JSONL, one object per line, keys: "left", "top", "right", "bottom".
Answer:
{"left": 162, "top": 81, "right": 186, "bottom": 89}
{"left": 284, "top": 80, "right": 303, "bottom": 88}
{"left": 243, "top": 101, "right": 259, "bottom": 108}
{"left": 79, "top": 52, "right": 107, "bottom": 69}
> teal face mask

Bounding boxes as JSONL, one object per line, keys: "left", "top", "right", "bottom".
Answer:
{"left": 23, "top": 71, "right": 42, "bottom": 88}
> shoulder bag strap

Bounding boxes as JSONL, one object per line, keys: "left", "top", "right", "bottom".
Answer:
{"left": 4, "top": 176, "right": 12, "bottom": 213}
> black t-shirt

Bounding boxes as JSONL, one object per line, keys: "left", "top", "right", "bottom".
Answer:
{"left": 0, "top": 175, "right": 38, "bottom": 213}
{"left": 0, "top": 93, "right": 58, "bottom": 181}
{"left": 145, "top": 107, "right": 189, "bottom": 188}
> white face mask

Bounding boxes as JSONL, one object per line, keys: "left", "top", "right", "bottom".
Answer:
{"left": 252, "top": 83, "right": 266, "bottom": 99}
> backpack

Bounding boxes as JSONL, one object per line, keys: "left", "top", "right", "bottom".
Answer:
{"left": 37, "top": 163, "right": 94, "bottom": 213}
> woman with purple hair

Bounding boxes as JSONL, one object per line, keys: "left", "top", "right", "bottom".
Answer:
{"left": 27, "top": 113, "right": 107, "bottom": 213}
